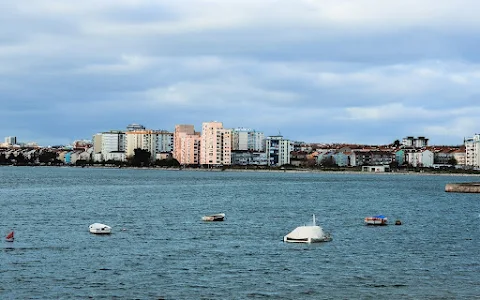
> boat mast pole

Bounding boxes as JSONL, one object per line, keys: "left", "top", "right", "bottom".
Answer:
{"left": 313, "top": 214, "right": 316, "bottom": 226}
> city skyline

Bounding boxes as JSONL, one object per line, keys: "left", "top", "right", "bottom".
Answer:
{"left": 2, "top": 1, "right": 480, "bottom": 146}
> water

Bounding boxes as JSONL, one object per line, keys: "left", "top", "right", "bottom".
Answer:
{"left": 1, "top": 167, "right": 479, "bottom": 299}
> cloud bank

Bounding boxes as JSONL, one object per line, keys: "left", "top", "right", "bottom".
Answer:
{"left": 1, "top": 0, "right": 480, "bottom": 145}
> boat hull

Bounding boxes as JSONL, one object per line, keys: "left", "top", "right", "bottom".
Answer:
{"left": 284, "top": 236, "right": 332, "bottom": 243}
{"left": 89, "top": 223, "right": 112, "bottom": 234}
{"left": 364, "top": 217, "right": 388, "bottom": 225}
{"left": 202, "top": 213, "right": 225, "bottom": 222}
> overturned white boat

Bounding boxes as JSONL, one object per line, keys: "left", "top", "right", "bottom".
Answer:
{"left": 89, "top": 223, "right": 112, "bottom": 234}
{"left": 283, "top": 215, "right": 332, "bottom": 243}
{"left": 202, "top": 213, "right": 225, "bottom": 222}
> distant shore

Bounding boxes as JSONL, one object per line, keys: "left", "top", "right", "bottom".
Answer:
{"left": 5, "top": 164, "right": 480, "bottom": 177}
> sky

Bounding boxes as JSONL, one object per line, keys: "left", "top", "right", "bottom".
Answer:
{"left": 1, "top": 0, "right": 480, "bottom": 146}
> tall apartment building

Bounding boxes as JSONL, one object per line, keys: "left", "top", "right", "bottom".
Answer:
{"left": 465, "top": 134, "right": 480, "bottom": 168}
{"left": 4, "top": 136, "right": 17, "bottom": 146}
{"left": 92, "top": 133, "right": 103, "bottom": 154}
{"left": 125, "top": 130, "right": 173, "bottom": 160}
{"left": 231, "top": 128, "right": 265, "bottom": 151}
{"left": 402, "top": 136, "right": 429, "bottom": 148}
{"left": 174, "top": 125, "right": 201, "bottom": 165}
{"left": 200, "top": 121, "right": 232, "bottom": 166}
{"left": 101, "top": 130, "right": 126, "bottom": 155}
{"left": 266, "top": 135, "right": 292, "bottom": 166}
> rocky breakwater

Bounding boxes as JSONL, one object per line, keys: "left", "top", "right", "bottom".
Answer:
{"left": 445, "top": 182, "right": 480, "bottom": 193}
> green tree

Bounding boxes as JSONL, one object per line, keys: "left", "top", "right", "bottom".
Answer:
{"left": 447, "top": 157, "right": 458, "bottom": 166}
{"left": 392, "top": 139, "right": 401, "bottom": 147}
{"left": 154, "top": 158, "right": 180, "bottom": 167}
{"left": 320, "top": 156, "right": 337, "bottom": 167}
{"left": 129, "top": 148, "right": 151, "bottom": 167}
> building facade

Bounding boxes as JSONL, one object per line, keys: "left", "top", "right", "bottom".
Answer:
{"left": 101, "top": 131, "right": 126, "bottom": 157}
{"left": 4, "top": 136, "right": 17, "bottom": 146}
{"left": 174, "top": 125, "right": 201, "bottom": 165}
{"left": 125, "top": 130, "right": 173, "bottom": 161}
{"left": 177, "top": 131, "right": 201, "bottom": 165}
{"left": 265, "top": 135, "right": 292, "bottom": 166}
{"left": 402, "top": 136, "right": 429, "bottom": 148}
{"left": 200, "top": 121, "right": 232, "bottom": 166}
{"left": 465, "top": 134, "right": 480, "bottom": 168}
{"left": 231, "top": 128, "right": 265, "bottom": 152}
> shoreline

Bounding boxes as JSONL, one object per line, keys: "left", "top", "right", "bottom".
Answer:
{"left": 4, "top": 164, "right": 480, "bottom": 177}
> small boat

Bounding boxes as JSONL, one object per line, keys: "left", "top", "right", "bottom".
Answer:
{"left": 202, "top": 213, "right": 225, "bottom": 222}
{"left": 283, "top": 215, "right": 332, "bottom": 243}
{"left": 89, "top": 223, "right": 112, "bottom": 234}
{"left": 5, "top": 231, "right": 14, "bottom": 242}
{"left": 364, "top": 215, "right": 388, "bottom": 225}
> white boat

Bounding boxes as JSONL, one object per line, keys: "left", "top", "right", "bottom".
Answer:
{"left": 201, "top": 213, "right": 225, "bottom": 222}
{"left": 364, "top": 215, "right": 388, "bottom": 226}
{"left": 89, "top": 223, "right": 112, "bottom": 234}
{"left": 283, "top": 215, "right": 332, "bottom": 243}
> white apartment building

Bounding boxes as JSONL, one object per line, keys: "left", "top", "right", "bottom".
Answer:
{"left": 4, "top": 136, "right": 17, "bottom": 146}
{"left": 405, "top": 149, "right": 434, "bottom": 167}
{"left": 101, "top": 131, "right": 125, "bottom": 156}
{"left": 126, "top": 130, "right": 173, "bottom": 161}
{"left": 231, "top": 128, "right": 265, "bottom": 152}
{"left": 402, "top": 136, "right": 429, "bottom": 148}
{"left": 266, "top": 135, "right": 292, "bottom": 166}
{"left": 465, "top": 134, "right": 480, "bottom": 168}
{"left": 154, "top": 131, "right": 174, "bottom": 154}
{"left": 200, "top": 121, "right": 232, "bottom": 166}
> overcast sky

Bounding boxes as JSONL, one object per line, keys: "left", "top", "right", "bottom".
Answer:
{"left": 1, "top": 0, "right": 480, "bottom": 146}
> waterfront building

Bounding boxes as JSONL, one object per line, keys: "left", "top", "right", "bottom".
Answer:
{"left": 178, "top": 132, "right": 201, "bottom": 165}
{"left": 231, "top": 128, "right": 265, "bottom": 152}
{"left": 92, "top": 134, "right": 102, "bottom": 154}
{"left": 101, "top": 131, "right": 125, "bottom": 156}
{"left": 333, "top": 151, "right": 350, "bottom": 167}
{"left": 125, "top": 129, "right": 173, "bottom": 161}
{"left": 231, "top": 150, "right": 268, "bottom": 165}
{"left": 434, "top": 148, "right": 453, "bottom": 165}
{"left": 316, "top": 149, "right": 335, "bottom": 166}
{"left": 174, "top": 125, "right": 201, "bottom": 165}
{"left": 200, "top": 121, "right": 232, "bottom": 166}
{"left": 395, "top": 149, "right": 405, "bottom": 165}
{"left": 265, "top": 135, "right": 292, "bottom": 166}
{"left": 404, "top": 149, "right": 434, "bottom": 167}
{"left": 153, "top": 130, "right": 174, "bottom": 154}
{"left": 453, "top": 148, "right": 466, "bottom": 166}
{"left": 104, "top": 151, "right": 125, "bottom": 162}
{"left": 465, "top": 134, "right": 480, "bottom": 168}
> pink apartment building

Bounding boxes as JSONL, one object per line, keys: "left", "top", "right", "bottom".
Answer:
{"left": 200, "top": 121, "right": 232, "bottom": 166}
{"left": 174, "top": 125, "right": 201, "bottom": 165}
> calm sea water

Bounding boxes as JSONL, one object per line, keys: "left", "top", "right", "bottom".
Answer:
{"left": 1, "top": 167, "right": 479, "bottom": 299}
